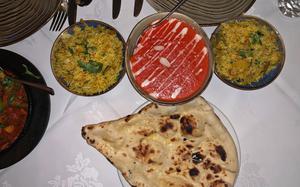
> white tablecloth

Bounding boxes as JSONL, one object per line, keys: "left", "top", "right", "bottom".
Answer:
{"left": 1, "top": 0, "right": 300, "bottom": 186}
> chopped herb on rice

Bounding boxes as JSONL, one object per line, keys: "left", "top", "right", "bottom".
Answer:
{"left": 212, "top": 19, "right": 283, "bottom": 86}
{"left": 52, "top": 24, "right": 123, "bottom": 95}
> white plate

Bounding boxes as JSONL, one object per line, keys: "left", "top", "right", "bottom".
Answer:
{"left": 118, "top": 99, "right": 241, "bottom": 187}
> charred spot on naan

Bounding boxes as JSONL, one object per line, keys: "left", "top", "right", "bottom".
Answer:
{"left": 180, "top": 115, "right": 204, "bottom": 137}
{"left": 132, "top": 124, "right": 156, "bottom": 137}
{"left": 210, "top": 179, "right": 229, "bottom": 187}
{"left": 132, "top": 141, "right": 163, "bottom": 164}
{"left": 215, "top": 145, "right": 227, "bottom": 162}
{"left": 164, "top": 167, "right": 176, "bottom": 175}
{"left": 158, "top": 116, "right": 179, "bottom": 138}
{"left": 192, "top": 152, "right": 205, "bottom": 164}
{"left": 81, "top": 125, "right": 97, "bottom": 144}
{"left": 169, "top": 114, "right": 181, "bottom": 119}
{"left": 180, "top": 115, "right": 196, "bottom": 135}
{"left": 159, "top": 176, "right": 194, "bottom": 187}
{"left": 209, "top": 163, "right": 222, "bottom": 174}
{"left": 175, "top": 145, "right": 192, "bottom": 162}
{"left": 82, "top": 124, "right": 102, "bottom": 138}
{"left": 81, "top": 126, "right": 87, "bottom": 137}
{"left": 202, "top": 143, "right": 228, "bottom": 163}
{"left": 138, "top": 103, "right": 158, "bottom": 114}
{"left": 160, "top": 122, "right": 174, "bottom": 133}
{"left": 202, "top": 158, "right": 223, "bottom": 175}
{"left": 207, "top": 173, "right": 213, "bottom": 180}
{"left": 136, "top": 128, "right": 156, "bottom": 137}
{"left": 189, "top": 167, "right": 200, "bottom": 177}
{"left": 170, "top": 137, "right": 177, "bottom": 142}
{"left": 81, "top": 125, "right": 95, "bottom": 140}
{"left": 89, "top": 139, "right": 96, "bottom": 144}
{"left": 124, "top": 115, "right": 134, "bottom": 122}
{"left": 132, "top": 143, "right": 152, "bottom": 160}
{"left": 202, "top": 158, "right": 212, "bottom": 169}
{"left": 185, "top": 144, "right": 194, "bottom": 149}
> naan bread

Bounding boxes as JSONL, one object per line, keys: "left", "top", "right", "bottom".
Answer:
{"left": 82, "top": 97, "right": 239, "bottom": 187}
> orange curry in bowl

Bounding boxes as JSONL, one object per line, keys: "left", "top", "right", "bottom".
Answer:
{"left": 129, "top": 18, "right": 210, "bottom": 103}
{"left": 0, "top": 70, "right": 28, "bottom": 151}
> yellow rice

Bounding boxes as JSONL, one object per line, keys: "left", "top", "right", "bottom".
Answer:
{"left": 211, "top": 19, "right": 283, "bottom": 86}
{"left": 52, "top": 24, "right": 123, "bottom": 95}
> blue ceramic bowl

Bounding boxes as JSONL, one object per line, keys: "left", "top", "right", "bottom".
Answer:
{"left": 211, "top": 15, "right": 285, "bottom": 90}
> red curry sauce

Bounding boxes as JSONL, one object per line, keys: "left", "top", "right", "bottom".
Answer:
{"left": 0, "top": 71, "right": 28, "bottom": 151}
{"left": 130, "top": 18, "right": 210, "bottom": 102}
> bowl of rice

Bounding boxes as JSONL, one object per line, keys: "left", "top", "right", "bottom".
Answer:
{"left": 50, "top": 19, "right": 125, "bottom": 96}
{"left": 211, "top": 15, "right": 285, "bottom": 90}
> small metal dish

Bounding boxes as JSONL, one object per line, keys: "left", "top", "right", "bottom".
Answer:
{"left": 126, "top": 12, "right": 214, "bottom": 105}
{"left": 50, "top": 19, "right": 126, "bottom": 96}
{"left": 210, "top": 15, "right": 286, "bottom": 90}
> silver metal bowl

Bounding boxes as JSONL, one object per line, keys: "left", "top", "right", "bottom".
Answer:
{"left": 126, "top": 12, "right": 214, "bottom": 105}
{"left": 50, "top": 19, "right": 126, "bottom": 96}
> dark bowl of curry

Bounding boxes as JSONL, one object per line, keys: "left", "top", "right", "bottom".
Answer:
{"left": 0, "top": 70, "right": 29, "bottom": 152}
{"left": 211, "top": 15, "right": 285, "bottom": 90}
{"left": 126, "top": 13, "right": 213, "bottom": 105}
{"left": 0, "top": 49, "right": 50, "bottom": 169}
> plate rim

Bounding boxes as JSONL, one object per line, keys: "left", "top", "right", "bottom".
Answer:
{"left": 145, "top": 0, "right": 256, "bottom": 26}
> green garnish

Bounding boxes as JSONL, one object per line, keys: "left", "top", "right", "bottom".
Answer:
{"left": 254, "top": 59, "right": 261, "bottom": 65}
{"left": 235, "top": 78, "right": 244, "bottom": 83}
{"left": 22, "top": 64, "right": 41, "bottom": 79}
{"left": 0, "top": 123, "right": 5, "bottom": 128}
{"left": 8, "top": 95, "right": 15, "bottom": 105}
{"left": 239, "top": 50, "right": 247, "bottom": 58}
{"left": 0, "top": 99, "right": 3, "bottom": 113}
{"left": 3, "top": 77, "right": 13, "bottom": 87}
{"left": 239, "top": 50, "right": 253, "bottom": 58}
{"left": 250, "top": 31, "right": 264, "bottom": 45}
{"left": 82, "top": 42, "right": 91, "bottom": 55}
{"left": 82, "top": 42, "right": 97, "bottom": 55}
{"left": 77, "top": 60, "right": 103, "bottom": 73}
{"left": 0, "top": 136, "right": 5, "bottom": 141}
{"left": 89, "top": 46, "right": 97, "bottom": 51}
{"left": 68, "top": 47, "right": 74, "bottom": 54}
{"left": 216, "top": 32, "right": 223, "bottom": 40}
